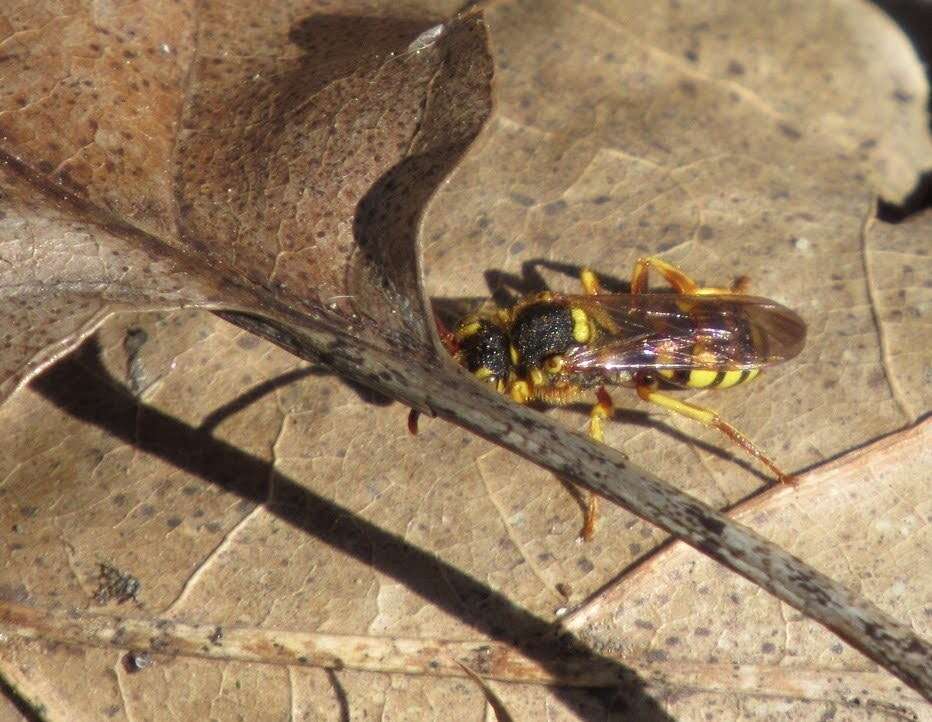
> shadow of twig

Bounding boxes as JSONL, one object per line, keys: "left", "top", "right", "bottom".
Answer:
{"left": 32, "top": 339, "right": 675, "bottom": 721}
{"left": 200, "top": 365, "right": 393, "bottom": 433}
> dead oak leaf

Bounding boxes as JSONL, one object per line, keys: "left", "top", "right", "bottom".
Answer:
{"left": 1, "top": 0, "right": 932, "bottom": 718}
{"left": 566, "top": 421, "right": 930, "bottom": 719}
{"left": 0, "top": 0, "right": 488, "bottom": 402}
{"left": 863, "top": 208, "right": 932, "bottom": 420}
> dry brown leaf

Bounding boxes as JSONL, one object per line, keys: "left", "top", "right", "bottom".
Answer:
{"left": 863, "top": 209, "right": 932, "bottom": 420}
{"left": 1, "top": 0, "right": 931, "bottom": 719}
{"left": 0, "top": 360, "right": 927, "bottom": 719}
{"left": 0, "top": 0, "right": 490, "bottom": 400}
{"left": 563, "top": 421, "right": 930, "bottom": 719}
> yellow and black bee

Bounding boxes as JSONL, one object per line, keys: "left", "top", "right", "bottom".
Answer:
{"left": 440, "top": 256, "right": 806, "bottom": 540}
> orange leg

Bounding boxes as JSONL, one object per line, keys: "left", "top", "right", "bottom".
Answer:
{"left": 435, "top": 315, "right": 459, "bottom": 356}
{"left": 407, "top": 409, "right": 421, "bottom": 436}
{"left": 631, "top": 256, "right": 699, "bottom": 294}
{"left": 635, "top": 374, "right": 795, "bottom": 485}
{"left": 532, "top": 376, "right": 613, "bottom": 541}
{"left": 578, "top": 387, "right": 614, "bottom": 540}
{"left": 730, "top": 275, "right": 752, "bottom": 294}
{"left": 631, "top": 256, "right": 750, "bottom": 296}
{"left": 412, "top": 315, "right": 461, "bottom": 436}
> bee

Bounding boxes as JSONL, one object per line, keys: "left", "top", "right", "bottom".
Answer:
{"left": 433, "top": 256, "right": 806, "bottom": 540}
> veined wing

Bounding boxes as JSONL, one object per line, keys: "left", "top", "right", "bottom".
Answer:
{"left": 561, "top": 293, "right": 806, "bottom": 373}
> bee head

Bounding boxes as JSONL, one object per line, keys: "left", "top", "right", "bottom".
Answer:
{"left": 455, "top": 318, "right": 509, "bottom": 391}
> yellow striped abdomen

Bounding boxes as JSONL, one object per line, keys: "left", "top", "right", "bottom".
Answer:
{"left": 659, "top": 368, "right": 761, "bottom": 389}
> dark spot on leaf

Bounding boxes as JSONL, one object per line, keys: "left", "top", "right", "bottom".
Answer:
{"left": 778, "top": 123, "right": 802, "bottom": 140}
{"left": 0, "top": 582, "right": 30, "bottom": 603}
{"left": 727, "top": 60, "right": 745, "bottom": 75}
{"left": 543, "top": 200, "right": 566, "bottom": 215}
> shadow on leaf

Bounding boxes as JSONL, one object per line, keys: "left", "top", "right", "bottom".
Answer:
{"left": 32, "top": 338, "right": 675, "bottom": 721}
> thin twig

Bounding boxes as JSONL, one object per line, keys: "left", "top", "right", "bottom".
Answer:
{"left": 223, "top": 311, "right": 932, "bottom": 700}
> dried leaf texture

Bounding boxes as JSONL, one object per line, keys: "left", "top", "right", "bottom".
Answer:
{"left": 425, "top": 0, "right": 928, "bottom": 513}
{"left": 0, "top": 0, "right": 490, "bottom": 401}
{"left": 174, "top": 5, "right": 491, "bottom": 345}
{"left": 863, "top": 209, "right": 932, "bottom": 420}
{"left": 1, "top": 0, "right": 932, "bottom": 719}
{"left": 0, "top": 156, "right": 228, "bottom": 401}
{"left": 0, "top": 0, "right": 229, "bottom": 398}
{"left": 563, "top": 421, "right": 930, "bottom": 719}
{"left": 0, "top": 323, "right": 928, "bottom": 719}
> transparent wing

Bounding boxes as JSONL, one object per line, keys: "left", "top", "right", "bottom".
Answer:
{"left": 561, "top": 293, "right": 806, "bottom": 373}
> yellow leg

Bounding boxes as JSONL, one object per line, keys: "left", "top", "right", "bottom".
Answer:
{"left": 575, "top": 268, "right": 626, "bottom": 335}
{"left": 580, "top": 267, "right": 602, "bottom": 295}
{"left": 579, "top": 387, "right": 614, "bottom": 541}
{"left": 636, "top": 381, "right": 795, "bottom": 485}
{"left": 631, "top": 256, "right": 749, "bottom": 297}
{"left": 509, "top": 379, "right": 531, "bottom": 404}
